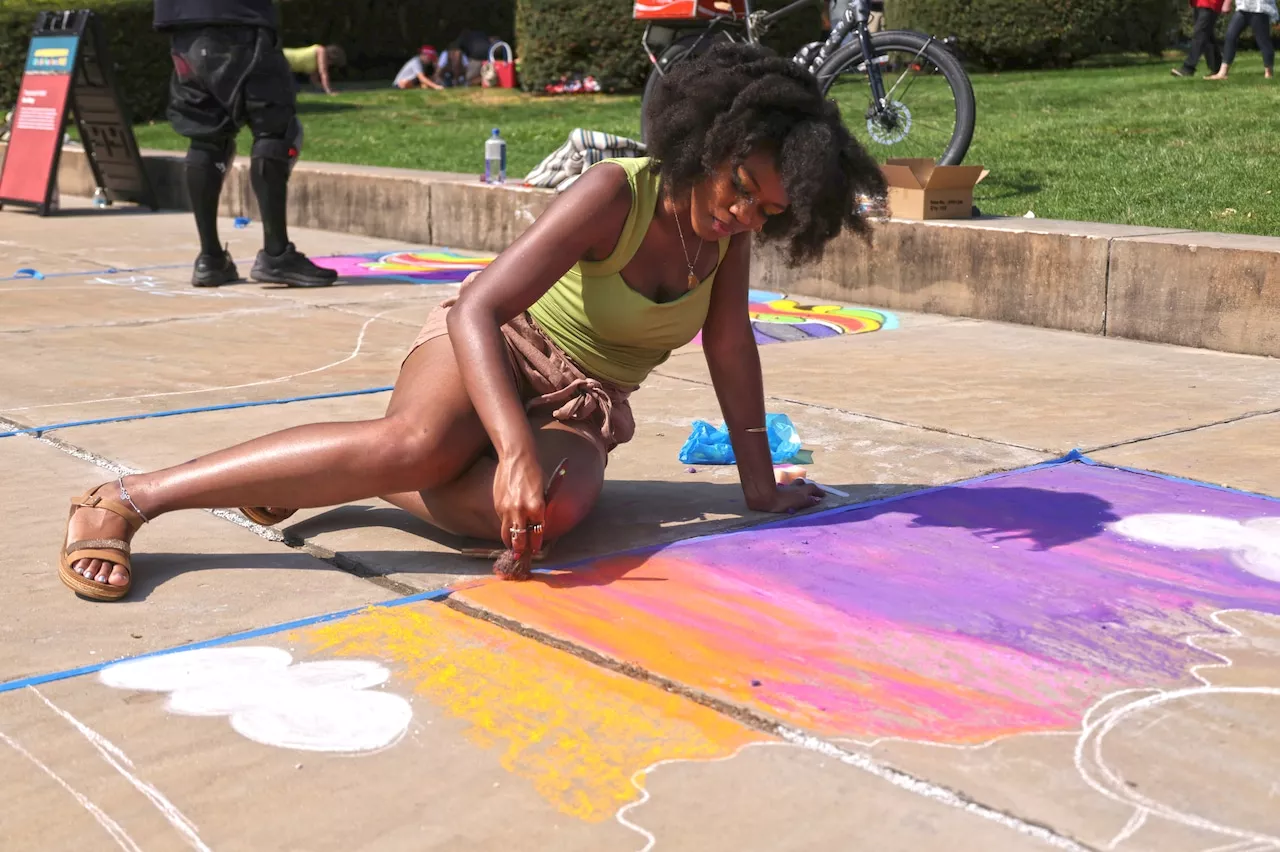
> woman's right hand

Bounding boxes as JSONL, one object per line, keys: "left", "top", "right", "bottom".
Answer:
{"left": 494, "top": 449, "right": 547, "bottom": 556}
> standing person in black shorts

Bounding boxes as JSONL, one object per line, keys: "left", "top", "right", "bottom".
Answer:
{"left": 153, "top": 0, "right": 338, "bottom": 288}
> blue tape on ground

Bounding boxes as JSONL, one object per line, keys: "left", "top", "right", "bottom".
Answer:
{"left": 0, "top": 386, "right": 394, "bottom": 439}
{"left": 0, "top": 262, "right": 194, "bottom": 282}
{"left": 0, "top": 586, "right": 453, "bottom": 695}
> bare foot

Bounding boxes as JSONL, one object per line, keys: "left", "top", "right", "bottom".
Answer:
{"left": 64, "top": 481, "right": 141, "bottom": 588}
{"left": 1266, "top": 69, "right": 1274, "bottom": 79}
{"left": 1205, "top": 72, "right": 1228, "bottom": 80}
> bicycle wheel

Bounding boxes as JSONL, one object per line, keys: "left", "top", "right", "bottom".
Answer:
{"left": 814, "top": 30, "right": 975, "bottom": 166}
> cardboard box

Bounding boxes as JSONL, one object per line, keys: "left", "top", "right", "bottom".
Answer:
{"left": 880, "top": 158, "right": 988, "bottom": 220}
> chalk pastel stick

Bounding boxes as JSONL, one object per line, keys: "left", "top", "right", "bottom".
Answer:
{"left": 803, "top": 479, "right": 850, "bottom": 498}
{"left": 774, "top": 464, "right": 809, "bottom": 485}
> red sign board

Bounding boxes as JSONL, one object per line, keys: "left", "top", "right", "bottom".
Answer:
{"left": 1, "top": 12, "right": 154, "bottom": 215}
{"left": 0, "top": 33, "right": 78, "bottom": 211}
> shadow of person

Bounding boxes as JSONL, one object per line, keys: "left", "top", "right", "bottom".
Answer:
{"left": 782, "top": 485, "right": 1121, "bottom": 551}
{"left": 282, "top": 480, "right": 925, "bottom": 571}
{"left": 119, "top": 551, "right": 363, "bottom": 602}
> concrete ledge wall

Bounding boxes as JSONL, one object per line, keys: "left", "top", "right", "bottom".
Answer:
{"left": 3, "top": 143, "right": 1276, "bottom": 359}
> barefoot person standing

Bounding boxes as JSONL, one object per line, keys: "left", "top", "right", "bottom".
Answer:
{"left": 154, "top": 0, "right": 338, "bottom": 288}
{"left": 1206, "top": 0, "right": 1277, "bottom": 79}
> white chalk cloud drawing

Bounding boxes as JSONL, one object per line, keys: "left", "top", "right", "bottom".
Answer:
{"left": 1075, "top": 611, "right": 1280, "bottom": 851}
{"left": 100, "top": 646, "right": 412, "bottom": 754}
{"left": 1111, "top": 514, "right": 1280, "bottom": 582}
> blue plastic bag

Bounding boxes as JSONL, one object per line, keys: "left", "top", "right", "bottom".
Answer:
{"left": 678, "top": 412, "right": 802, "bottom": 465}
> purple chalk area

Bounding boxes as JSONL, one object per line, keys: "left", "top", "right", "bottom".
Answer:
{"left": 654, "top": 463, "right": 1280, "bottom": 681}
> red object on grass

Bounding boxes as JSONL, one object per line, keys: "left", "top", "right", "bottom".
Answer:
{"left": 486, "top": 41, "right": 517, "bottom": 89}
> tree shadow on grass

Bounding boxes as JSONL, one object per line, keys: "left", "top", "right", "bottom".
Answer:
{"left": 975, "top": 168, "right": 1042, "bottom": 205}
{"left": 295, "top": 100, "right": 361, "bottom": 115}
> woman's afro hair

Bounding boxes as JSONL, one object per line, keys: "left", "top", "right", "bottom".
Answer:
{"left": 644, "top": 41, "right": 886, "bottom": 266}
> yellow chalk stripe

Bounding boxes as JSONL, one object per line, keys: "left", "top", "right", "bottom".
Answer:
{"left": 296, "top": 605, "right": 762, "bottom": 821}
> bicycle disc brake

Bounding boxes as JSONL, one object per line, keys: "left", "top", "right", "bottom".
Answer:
{"left": 866, "top": 100, "right": 912, "bottom": 145}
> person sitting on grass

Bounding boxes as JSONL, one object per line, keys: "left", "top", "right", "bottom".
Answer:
{"left": 1205, "top": 0, "right": 1277, "bottom": 79}
{"left": 434, "top": 43, "right": 471, "bottom": 88}
{"left": 284, "top": 42, "right": 346, "bottom": 95}
{"left": 54, "top": 42, "right": 887, "bottom": 602}
{"left": 394, "top": 44, "right": 444, "bottom": 90}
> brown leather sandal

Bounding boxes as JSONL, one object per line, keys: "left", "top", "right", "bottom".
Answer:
{"left": 59, "top": 481, "right": 148, "bottom": 602}
{"left": 240, "top": 507, "right": 297, "bottom": 527}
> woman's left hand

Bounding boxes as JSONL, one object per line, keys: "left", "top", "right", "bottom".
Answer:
{"left": 756, "top": 480, "right": 824, "bottom": 514}
{"left": 441, "top": 271, "right": 482, "bottom": 308}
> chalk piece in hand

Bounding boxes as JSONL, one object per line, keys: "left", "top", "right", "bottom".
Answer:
{"left": 774, "top": 464, "right": 808, "bottom": 485}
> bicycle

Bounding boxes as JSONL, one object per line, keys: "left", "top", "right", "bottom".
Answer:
{"left": 636, "top": 0, "right": 976, "bottom": 166}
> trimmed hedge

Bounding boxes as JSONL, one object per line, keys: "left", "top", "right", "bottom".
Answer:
{"left": 1, "top": 0, "right": 514, "bottom": 125}
{"left": 889, "top": 0, "right": 1181, "bottom": 69}
{"left": 516, "top": 0, "right": 825, "bottom": 94}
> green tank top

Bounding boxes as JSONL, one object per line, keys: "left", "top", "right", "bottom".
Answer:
{"left": 527, "top": 157, "right": 729, "bottom": 387}
{"left": 283, "top": 45, "right": 320, "bottom": 75}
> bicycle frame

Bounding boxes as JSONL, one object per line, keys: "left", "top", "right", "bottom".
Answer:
{"left": 639, "top": 0, "right": 972, "bottom": 163}
{"left": 642, "top": 0, "right": 888, "bottom": 102}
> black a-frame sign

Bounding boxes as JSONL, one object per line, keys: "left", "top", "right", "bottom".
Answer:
{"left": 0, "top": 9, "right": 157, "bottom": 214}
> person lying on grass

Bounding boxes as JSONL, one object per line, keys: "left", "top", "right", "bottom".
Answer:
{"left": 56, "top": 42, "right": 886, "bottom": 602}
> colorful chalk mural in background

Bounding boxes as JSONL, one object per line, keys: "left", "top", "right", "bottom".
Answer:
{"left": 692, "top": 290, "right": 897, "bottom": 346}
{"left": 460, "top": 461, "right": 1280, "bottom": 745}
{"left": 305, "top": 257, "right": 894, "bottom": 346}
{"left": 314, "top": 249, "right": 494, "bottom": 284}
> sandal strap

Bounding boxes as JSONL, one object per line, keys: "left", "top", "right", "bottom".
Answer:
{"left": 66, "top": 537, "right": 131, "bottom": 556}
{"left": 71, "top": 489, "right": 146, "bottom": 532}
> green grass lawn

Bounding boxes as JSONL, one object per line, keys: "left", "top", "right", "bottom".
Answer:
{"left": 131, "top": 55, "right": 1280, "bottom": 235}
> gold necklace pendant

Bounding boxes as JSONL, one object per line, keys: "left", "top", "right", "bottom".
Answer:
{"left": 670, "top": 189, "right": 703, "bottom": 291}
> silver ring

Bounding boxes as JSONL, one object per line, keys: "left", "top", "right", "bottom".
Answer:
{"left": 530, "top": 523, "right": 542, "bottom": 532}
{"left": 509, "top": 525, "right": 523, "bottom": 534}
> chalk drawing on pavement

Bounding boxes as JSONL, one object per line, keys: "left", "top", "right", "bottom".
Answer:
{"left": 692, "top": 290, "right": 897, "bottom": 346}
{"left": 458, "top": 461, "right": 1280, "bottom": 848}
{"left": 314, "top": 249, "right": 493, "bottom": 284}
{"left": 99, "top": 646, "right": 413, "bottom": 754}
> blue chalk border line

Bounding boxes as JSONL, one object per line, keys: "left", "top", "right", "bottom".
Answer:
{"left": 2, "top": 450, "right": 1277, "bottom": 697}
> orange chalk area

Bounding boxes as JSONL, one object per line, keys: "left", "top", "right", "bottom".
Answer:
{"left": 459, "top": 554, "right": 1119, "bottom": 744}
{"left": 293, "top": 604, "right": 763, "bottom": 821}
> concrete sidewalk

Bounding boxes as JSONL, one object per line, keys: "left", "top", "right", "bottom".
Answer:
{"left": 2, "top": 201, "right": 1278, "bottom": 851}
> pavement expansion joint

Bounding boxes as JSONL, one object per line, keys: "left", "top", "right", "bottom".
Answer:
{"left": 1084, "top": 405, "right": 1280, "bottom": 454}
{"left": 0, "top": 305, "right": 298, "bottom": 336}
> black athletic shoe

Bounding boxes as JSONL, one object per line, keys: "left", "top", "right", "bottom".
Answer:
{"left": 250, "top": 243, "right": 338, "bottom": 288}
{"left": 191, "top": 248, "right": 240, "bottom": 287}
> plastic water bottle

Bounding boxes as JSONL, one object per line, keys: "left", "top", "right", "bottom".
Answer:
{"left": 92, "top": 187, "right": 108, "bottom": 208}
{"left": 484, "top": 128, "right": 506, "bottom": 184}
